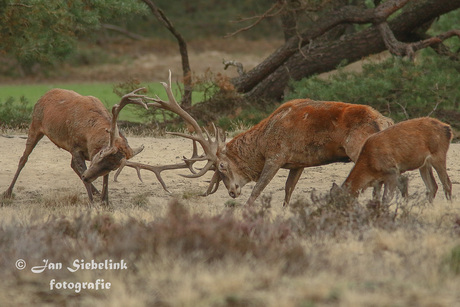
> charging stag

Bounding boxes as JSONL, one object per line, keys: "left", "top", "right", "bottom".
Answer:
{"left": 333, "top": 117, "right": 452, "bottom": 203}
{"left": 129, "top": 72, "right": 394, "bottom": 206}
{"left": 3, "top": 88, "right": 150, "bottom": 204}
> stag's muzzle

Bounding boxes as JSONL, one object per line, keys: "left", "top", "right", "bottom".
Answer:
{"left": 81, "top": 171, "right": 94, "bottom": 183}
{"left": 228, "top": 184, "right": 241, "bottom": 198}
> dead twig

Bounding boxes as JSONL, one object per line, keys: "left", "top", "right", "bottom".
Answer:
{"left": 225, "top": 2, "right": 284, "bottom": 38}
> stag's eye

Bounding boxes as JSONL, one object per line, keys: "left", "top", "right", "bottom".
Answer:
{"left": 218, "top": 162, "right": 226, "bottom": 171}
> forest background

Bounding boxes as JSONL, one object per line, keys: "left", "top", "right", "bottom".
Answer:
{"left": 0, "top": 0, "right": 459, "bottom": 134}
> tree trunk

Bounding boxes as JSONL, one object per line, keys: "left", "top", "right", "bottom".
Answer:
{"left": 280, "top": 0, "right": 297, "bottom": 42}
{"left": 236, "top": 0, "right": 460, "bottom": 101}
{"left": 142, "top": 0, "right": 193, "bottom": 108}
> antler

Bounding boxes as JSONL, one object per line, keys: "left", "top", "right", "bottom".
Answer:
{"left": 202, "top": 170, "right": 221, "bottom": 196}
{"left": 109, "top": 88, "right": 149, "bottom": 148}
{"left": 144, "top": 70, "right": 225, "bottom": 178}
{"left": 113, "top": 71, "right": 226, "bottom": 195}
{"left": 113, "top": 140, "right": 201, "bottom": 193}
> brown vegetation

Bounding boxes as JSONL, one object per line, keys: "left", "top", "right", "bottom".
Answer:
{"left": 1, "top": 134, "right": 459, "bottom": 306}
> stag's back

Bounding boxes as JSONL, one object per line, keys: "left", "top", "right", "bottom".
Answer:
{"left": 31, "top": 89, "right": 112, "bottom": 158}
{"left": 233, "top": 99, "right": 393, "bottom": 166}
{"left": 358, "top": 117, "right": 452, "bottom": 172}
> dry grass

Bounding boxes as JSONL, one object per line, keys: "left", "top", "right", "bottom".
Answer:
{"left": 1, "top": 190, "right": 460, "bottom": 306}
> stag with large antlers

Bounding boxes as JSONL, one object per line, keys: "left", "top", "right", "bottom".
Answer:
{"left": 3, "top": 88, "right": 148, "bottom": 204}
{"left": 131, "top": 72, "right": 394, "bottom": 206}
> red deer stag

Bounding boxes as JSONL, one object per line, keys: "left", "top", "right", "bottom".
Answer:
{"left": 333, "top": 117, "right": 452, "bottom": 203}
{"left": 128, "top": 72, "right": 393, "bottom": 206}
{"left": 3, "top": 88, "right": 150, "bottom": 204}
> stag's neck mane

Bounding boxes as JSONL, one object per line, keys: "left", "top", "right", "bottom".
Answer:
{"left": 224, "top": 127, "right": 266, "bottom": 181}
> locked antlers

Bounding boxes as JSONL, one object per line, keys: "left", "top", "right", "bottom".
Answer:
{"left": 117, "top": 71, "right": 225, "bottom": 194}
{"left": 144, "top": 71, "right": 225, "bottom": 175}
{"left": 113, "top": 140, "right": 201, "bottom": 193}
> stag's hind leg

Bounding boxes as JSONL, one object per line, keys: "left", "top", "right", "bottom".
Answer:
{"left": 3, "top": 129, "right": 44, "bottom": 198}
{"left": 70, "top": 152, "right": 100, "bottom": 202}
{"left": 431, "top": 158, "right": 452, "bottom": 201}
{"left": 419, "top": 164, "right": 438, "bottom": 202}
{"left": 283, "top": 168, "right": 304, "bottom": 207}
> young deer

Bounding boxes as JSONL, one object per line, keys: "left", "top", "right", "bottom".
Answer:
{"left": 336, "top": 117, "right": 452, "bottom": 203}
{"left": 3, "top": 88, "right": 149, "bottom": 204}
{"left": 130, "top": 72, "right": 394, "bottom": 206}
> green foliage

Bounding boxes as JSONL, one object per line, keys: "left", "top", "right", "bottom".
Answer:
{"left": 0, "top": 96, "right": 32, "bottom": 129}
{"left": 428, "top": 9, "right": 460, "bottom": 51}
{"left": 286, "top": 53, "right": 460, "bottom": 124}
{"left": 0, "top": 0, "right": 147, "bottom": 71}
{"left": 0, "top": 82, "right": 152, "bottom": 126}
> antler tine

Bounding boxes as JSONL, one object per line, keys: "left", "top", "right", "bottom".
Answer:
{"left": 109, "top": 87, "right": 149, "bottom": 147}
{"left": 180, "top": 160, "right": 215, "bottom": 178}
{"left": 114, "top": 139, "right": 205, "bottom": 191}
{"left": 114, "top": 160, "right": 174, "bottom": 193}
{"left": 201, "top": 170, "right": 221, "bottom": 196}
{"left": 183, "top": 140, "right": 200, "bottom": 174}
{"left": 144, "top": 70, "right": 219, "bottom": 167}
{"left": 114, "top": 159, "right": 143, "bottom": 183}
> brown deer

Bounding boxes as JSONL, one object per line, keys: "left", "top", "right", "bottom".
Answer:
{"left": 128, "top": 72, "right": 394, "bottom": 206}
{"left": 333, "top": 117, "right": 453, "bottom": 203}
{"left": 3, "top": 88, "right": 150, "bottom": 204}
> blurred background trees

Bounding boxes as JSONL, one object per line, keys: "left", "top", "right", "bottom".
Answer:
{"left": 0, "top": 0, "right": 459, "bottom": 130}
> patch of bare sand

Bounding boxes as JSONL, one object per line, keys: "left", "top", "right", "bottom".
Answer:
{"left": 1, "top": 134, "right": 458, "bottom": 209}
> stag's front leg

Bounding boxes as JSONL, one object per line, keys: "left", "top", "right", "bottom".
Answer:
{"left": 246, "top": 162, "right": 281, "bottom": 206}
{"left": 283, "top": 168, "right": 304, "bottom": 207}
{"left": 70, "top": 153, "right": 99, "bottom": 201}
{"left": 382, "top": 173, "right": 399, "bottom": 205}
{"left": 101, "top": 174, "right": 109, "bottom": 205}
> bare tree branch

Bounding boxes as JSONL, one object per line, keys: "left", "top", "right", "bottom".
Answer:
{"left": 242, "top": 0, "right": 460, "bottom": 101}
{"left": 225, "top": 1, "right": 285, "bottom": 38}
{"left": 374, "top": 0, "right": 411, "bottom": 22}
{"left": 378, "top": 23, "right": 460, "bottom": 59}
{"left": 232, "top": 0, "right": 408, "bottom": 93}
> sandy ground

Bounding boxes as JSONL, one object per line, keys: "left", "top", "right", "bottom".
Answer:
{"left": 1, "top": 133, "right": 459, "bottom": 208}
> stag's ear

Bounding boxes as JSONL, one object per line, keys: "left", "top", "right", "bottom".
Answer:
{"left": 100, "top": 145, "right": 119, "bottom": 158}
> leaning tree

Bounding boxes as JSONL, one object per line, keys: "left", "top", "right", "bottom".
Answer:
{"left": 227, "top": 0, "right": 460, "bottom": 101}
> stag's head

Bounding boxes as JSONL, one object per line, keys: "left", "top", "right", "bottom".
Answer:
{"left": 82, "top": 139, "right": 144, "bottom": 183}
{"left": 81, "top": 89, "right": 147, "bottom": 183}
{"left": 213, "top": 146, "right": 253, "bottom": 199}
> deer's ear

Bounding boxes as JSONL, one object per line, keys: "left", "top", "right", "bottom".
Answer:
{"left": 100, "top": 145, "right": 119, "bottom": 158}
